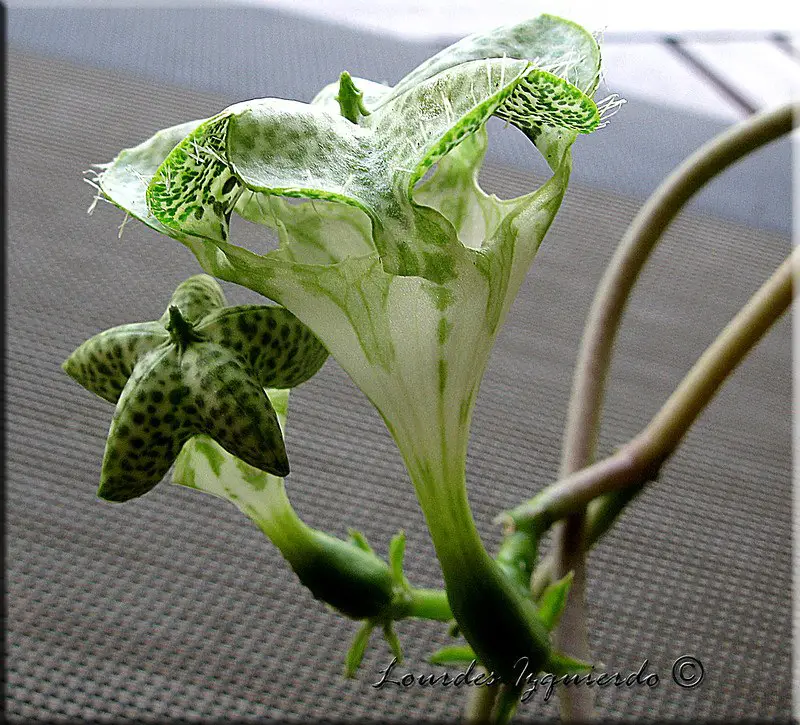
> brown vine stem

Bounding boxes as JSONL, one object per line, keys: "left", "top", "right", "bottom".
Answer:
{"left": 508, "top": 245, "right": 796, "bottom": 532}
{"left": 464, "top": 670, "right": 499, "bottom": 722}
{"left": 549, "top": 103, "right": 794, "bottom": 722}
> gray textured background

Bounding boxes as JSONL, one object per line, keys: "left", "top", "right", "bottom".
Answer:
{"left": 5, "top": 6, "right": 793, "bottom": 723}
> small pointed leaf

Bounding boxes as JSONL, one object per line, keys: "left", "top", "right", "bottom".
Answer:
{"left": 383, "top": 622, "right": 403, "bottom": 663}
{"left": 345, "top": 620, "right": 375, "bottom": 678}
{"left": 536, "top": 571, "right": 574, "bottom": 631}
{"left": 545, "top": 650, "right": 593, "bottom": 676}
{"left": 349, "top": 529, "right": 373, "bottom": 553}
{"left": 388, "top": 530, "right": 407, "bottom": 587}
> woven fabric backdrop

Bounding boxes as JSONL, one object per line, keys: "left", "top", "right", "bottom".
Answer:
{"left": 6, "top": 8, "right": 792, "bottom": 723}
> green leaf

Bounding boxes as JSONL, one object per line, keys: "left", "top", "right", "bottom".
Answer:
{"left": 345, "top": 620, "right": 375, "bottom": 678}
{"left": 383, "top": 622, "right": 403, "bottom": 663}
{"left": 388, "top": 530, "right": 407, "bottom": 587}
{"left": 496, "top": 530, "right": 539, "bottom": 597}
{"left": 349, "top": 529, "right": 374, "bottom": 553}
{"left": 428, "top": 644, "right": 477, "bottom": 665}
{"left": 536, "top": 571, "right": 573, "bottom": 631}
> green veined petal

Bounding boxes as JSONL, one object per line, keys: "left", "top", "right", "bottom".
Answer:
{"left": 97, "top": 118, "right": 205, "bottom": 234}
{"left": 345, "top": 620, "right": 375, "bottom": 678}
{"left": 227, "top": 99, "right": 374, "bottom": 213}
{"left": 380, "top": 13, "right": 600, "bottom": 105}
{"left": 372, "top": 58, "right": 596, "bottom": 195}
{"left": 536, "top": 571, "right": 574, "bottom": 631}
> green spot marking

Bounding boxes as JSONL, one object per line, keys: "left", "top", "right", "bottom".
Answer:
{"left": 195, "top": 437, "right": 226, "bottom": 477}
{"left": 233, "top": 457, "right": 269, "bottom": 491}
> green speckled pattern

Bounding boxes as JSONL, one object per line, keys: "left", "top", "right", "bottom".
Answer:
{"left": 62, "top": 321, "right": 167, "bottom": 404}
{"left": 147, "top": 115, "right": 243, "bottom": 243}
{"left": 63, "top": 275, "right": 328, "bottom": 502}
{"left": 158, "top": 274, "right": 226, "bottom": 325}
{"left": 100, "top": 346, "right": 196, "bottom": 502}
{"left": 101, "top": 338, "right": 288, "bottom": 502}
{"left": 198, "top": 305, "right": 329, "bottom": 389}
{"left": 133, "top": 18, "right": 599, "bottom": 283}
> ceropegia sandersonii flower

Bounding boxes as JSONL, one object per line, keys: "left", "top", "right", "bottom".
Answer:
{"left": 89, "top": 14, "right": 613, "bottom": 680}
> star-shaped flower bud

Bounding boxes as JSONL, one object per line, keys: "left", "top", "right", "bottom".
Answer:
{"left": 63, "top": 275, "right": 328, "bottom": 502}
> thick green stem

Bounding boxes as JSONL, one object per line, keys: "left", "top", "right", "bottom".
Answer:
{"left": 409, "top": 454, "right": 551, "bottom": 684}
{"left": 246, "top": 473, "right": 454, "bottom": 624}
{"left": 400, "top": 588, "right": 452, "bottom": 621}
{"left": 250, "top": 480, "right": 396, "bottom": 620}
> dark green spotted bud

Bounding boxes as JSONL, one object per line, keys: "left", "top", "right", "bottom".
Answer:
{"left": 159, "top": 274, "right": 226, "bottom": 326}
{"left": 63, "top": 274, "right": 328, "bottom": 502}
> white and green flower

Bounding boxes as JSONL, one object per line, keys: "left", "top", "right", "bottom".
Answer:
{"left": 92, "top": 14, "right": 605, "bottom": 679}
